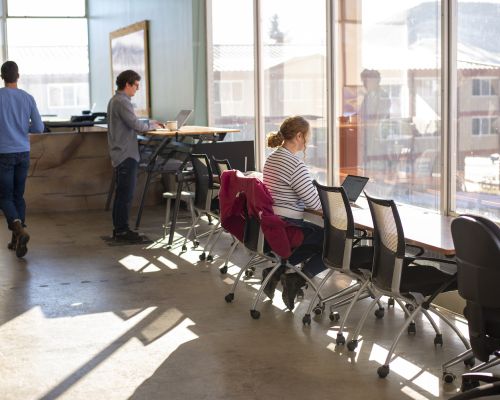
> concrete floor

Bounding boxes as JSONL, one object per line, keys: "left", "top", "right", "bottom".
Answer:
{"left": 0, "top": 207, "right": 485, "bottom": 399}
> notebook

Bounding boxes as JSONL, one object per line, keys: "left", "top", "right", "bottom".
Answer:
{"left": 341, "top": 175, "right": 369, "bottom": 203}
{"left": 175, "top": 109, "right": 193, "bottom": 128}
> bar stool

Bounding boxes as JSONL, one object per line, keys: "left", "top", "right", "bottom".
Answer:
{"left": 162, "top": 190, "right": 196, "bottom": 247}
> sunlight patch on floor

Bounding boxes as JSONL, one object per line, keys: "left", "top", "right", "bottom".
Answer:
{"left": 156, "top": 255, "right": 178, "bottom": 270}
{"left": 369, "top": 343, "right": 440, "bottom": 397}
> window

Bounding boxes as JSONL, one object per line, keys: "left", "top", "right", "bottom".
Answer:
{"left": 471, "top": 117, "right": 497, "bottom": 136}
{"left": 335, "top": 0, "right": 442, "bottom": 210}
{"left": 214, "top": 81, "right": 244, "bottom": 104}
{"left": 261, "top": 0, "right": 327, "bottom": 183}
{"left": 208, "top": 0, "right": 254, "bottom": 142}
{"left": 472, "top": 78, "right": 496, "bottom": 96}
{"left": 7, "top": 0, "right": 85, "bottom": 17}
{"left": 455, "top": 1, "right": 500, "bottom": 221}
{"left": 4, "top": 1, "right": 89, "bottom": 117}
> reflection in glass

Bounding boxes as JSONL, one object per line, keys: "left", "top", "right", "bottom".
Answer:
{"left": 209, "top": 0, "right": 254, "bottom": 142}
{"left": 261, "top": 0, "right": 327, "bottom": 183}
{"left": 7, "top": 18, "right": 89, "bottom": 116}
{"left": 455, "top": 1, "right": 500, "bottom": 221}
{"left": 335, "top": 0, "right": 441, "bottom": 210}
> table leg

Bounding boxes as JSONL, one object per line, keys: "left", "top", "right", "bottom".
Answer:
{"left": 167, "top": 172, "right": 185, "bottom": 246}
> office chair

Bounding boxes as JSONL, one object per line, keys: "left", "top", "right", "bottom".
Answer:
{"left": 210, "top": 157, "right": 238, "bottom": 274}
{"left": 183, "top": 154, "right": 221, "bottom": 258}
{"left": 347, "top": 193, "right": 470, "bottom": 379}
{"left": 302, "top": 182, "right": 381, "bottom": 337}
{"left": 444, "top": 215, "right": 500, "bottom": 390}
{"left": 219, "top": 170, "right": 323, "bottom": 319}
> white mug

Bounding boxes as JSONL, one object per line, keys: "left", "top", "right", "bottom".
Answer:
{"left": 166, "top": 121, "right": 178, "bottom": 131}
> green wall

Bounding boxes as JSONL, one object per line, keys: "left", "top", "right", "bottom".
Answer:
{"left": 88, "top": 0, "right": 207, "bottom": 125}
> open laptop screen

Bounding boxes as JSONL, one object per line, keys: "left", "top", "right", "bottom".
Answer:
{"left": 341, "top": 175, "right": 369, "bottom": 202}
{"left": 175, "top": 109, "right": 193, "bottom": 128}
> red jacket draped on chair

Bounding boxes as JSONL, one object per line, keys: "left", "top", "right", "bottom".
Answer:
{"left": 219, "top": 170, "right": 303, "bottom": 259}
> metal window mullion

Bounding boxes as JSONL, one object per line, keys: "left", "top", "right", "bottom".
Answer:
{"left": 326, "top": 0, "right": 336, "bottom": 186}
{"left": 444, "top": 0, "right": 458, "bottom": 215}
{"left": 441, "top": 0, "right": 452, "bottom": 214}
{"left": 254, "top": 0, "right": 264, "bottom": 171}
{"left": 1, "top": 0, "right": 7, "bottom": 61}
{"left": 205, "top": 0, "right": 214, "bottom": 126}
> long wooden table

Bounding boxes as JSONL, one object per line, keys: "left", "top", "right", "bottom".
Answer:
{"left": 306, "top": 204, "right": 455, "bottom": 256}
{"left": 139, "top": 125, "right": 239, "bottom": 245}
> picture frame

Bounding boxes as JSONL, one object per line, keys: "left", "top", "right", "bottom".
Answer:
{"left": 109, "top": 20, "right": 150, "bottom": 117}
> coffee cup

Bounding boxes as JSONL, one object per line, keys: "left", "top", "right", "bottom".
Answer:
{"left": 166, "top": 121, "right": 178, "bottom": 131}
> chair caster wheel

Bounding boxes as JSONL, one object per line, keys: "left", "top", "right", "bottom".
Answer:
{"left": 387, "top": 297, "right": 395, "bottom": 307}
{"left": 250, "top": 310, "right": 260, "bottom": 319}
{"left": 377, "top": 365, "right": 390, "bottom": 378}
{"left": 434, "top": 333, "right": 443, "bottom": 346}
{"left": 225, "top": 293, "right": 234, "bottom": 303}
{"left": 207, "top": 255, "right": 213, "bottom": 262}
{"left": 347, "top": 340, "right": 358, "bottom": 351}
{"left": 244, "top": 269, "right": 254, "bottom": 278}
{"left": 199, "top": 253, "right": 206, "bottom": 261}
{"left": 443, "top": 372, "right": 456, "bottom": 384}
{"left": 181, "top": 245, "right": 187, "bottom": 252}
{"left": 302, "top": 314, "right": 311, "bottom": 326}
{"left": 313, "top": 304, "right": 324, "bottom": 316}
{"left": 405, "top": 303, "right": 415, "bottom": 312}
{"left": 374, "top": 307, "right": 385, "bottom": 319}
{"left": 193, "top": 240, "right": 199, "bottom": 248}
{"left": 407, "top": 322, "right": 416, "bottom": 335}
{"left": 219, "top": 265, "right": 228, "bottom": 274}
{"left": 329, "top": 312, "right": 340, "bottom": 322}
{"left": 464, "top": 357, "right": 475, "bottom": 368}
{"left": 336, "top": 334, "right": 346, "bottom": 345}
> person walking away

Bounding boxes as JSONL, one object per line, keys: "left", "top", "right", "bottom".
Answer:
{"left": 0, "top": 61, "right": 44, "bottom": 258}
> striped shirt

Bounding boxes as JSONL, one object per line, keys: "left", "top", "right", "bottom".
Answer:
{"left": 263, "top": 146, "right": 321, "bottom": 219}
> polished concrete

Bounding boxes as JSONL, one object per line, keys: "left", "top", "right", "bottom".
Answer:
{"left": 0, "top": 207, "right": 489, "bottom": 399}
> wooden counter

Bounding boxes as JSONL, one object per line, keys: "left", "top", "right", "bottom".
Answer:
{"left": 26, "top": 129, "right": 163, "bottom": 212}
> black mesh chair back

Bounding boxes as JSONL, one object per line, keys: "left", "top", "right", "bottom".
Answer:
{"left": 365, "top": 193, "right": 406, "bottom": 293}
{"left": 191, "top": 153, "right": 215, "bottom": 212}
{"left": 452, "top": 215, "right": 500, "bottom": 362}
{"left": 213, "top": 157, "right": 232, "bottom": 176}
{"left": 314, "top": 181, "right": 355, "bottom": 271}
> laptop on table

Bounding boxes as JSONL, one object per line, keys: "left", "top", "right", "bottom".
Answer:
{"left": 341, "top": 175, "right": 369, "bottom": 207}
{"left": 175, "top": 109, "right": 193, "bottom": 128}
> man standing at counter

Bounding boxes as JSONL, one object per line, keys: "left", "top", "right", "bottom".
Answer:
{"left": 0, "top": 61, "right": 44, "bottom": 258}
{"left": 107, "top": 69, "right": 161, "bottom": 243}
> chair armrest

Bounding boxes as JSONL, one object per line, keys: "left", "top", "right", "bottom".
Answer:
{"left": 413, "top": 256, "right": 456, "bottom": 265}
{"left": 405, "top": 244, "right": 425, "bottom": 257}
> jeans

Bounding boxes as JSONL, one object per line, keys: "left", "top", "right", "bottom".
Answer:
{"left": 283, "top": 217, "right": 326, "bottom": 278}
{"left": 0, "top": 152, "right": 30, "bottom": 229}
{"left": 112, "top": 158, "right": 138, "bottom": 233}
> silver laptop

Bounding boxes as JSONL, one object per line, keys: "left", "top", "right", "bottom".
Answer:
{"left": 341, "top": 175, "right": 369, "bottom": 204}
{"left": 175, "top": 109, "right": 193, "bottom": 128}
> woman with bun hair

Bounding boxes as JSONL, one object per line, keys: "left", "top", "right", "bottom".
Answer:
{"left": 262, "top": 115, "right": 325, "bottom": 311}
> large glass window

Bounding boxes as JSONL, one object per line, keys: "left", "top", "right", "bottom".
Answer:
{"left": 335, "top": 0, "right": 442, "bottom": 210}
{"left": 261, "top": 0, "right": 327, "bottom": 182}
{"left": 208, "top": 0, "right": 255, "bottom": 142}
{"left": 7, "top": 0, "right": 85, "bottom": 17}
{"left": 454, "top": 1, "right": 500, "bottom": 220}
{"left": 5, "top": 1, "right": 89, "bottom": 117}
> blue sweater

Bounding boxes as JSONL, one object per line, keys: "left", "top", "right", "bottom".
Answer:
{"left": 0, "top": 87, "right": 44, "bottom": 153}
